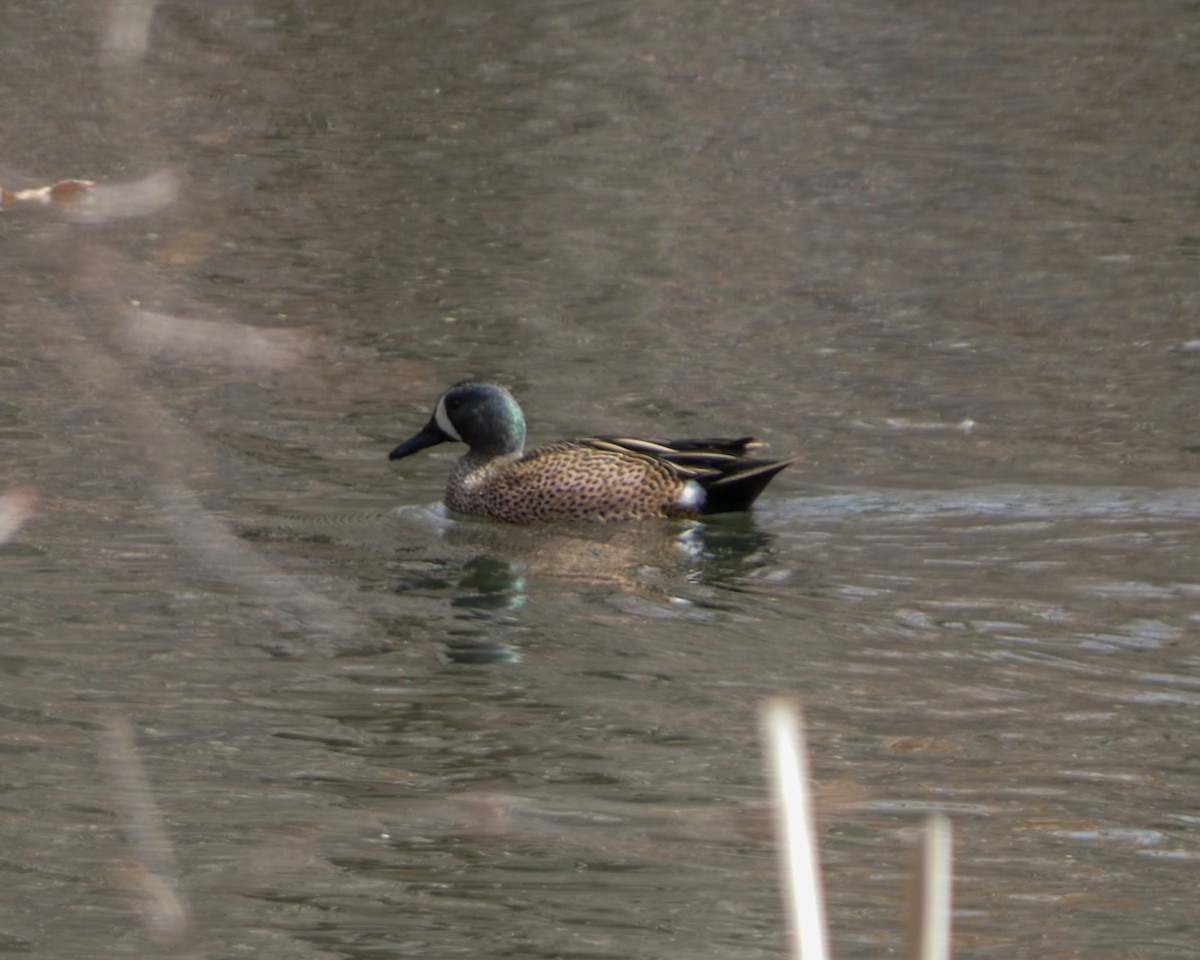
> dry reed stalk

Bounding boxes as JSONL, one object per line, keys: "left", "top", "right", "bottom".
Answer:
{"left": 759, "top": 699, "right": 955, "bottom": 960}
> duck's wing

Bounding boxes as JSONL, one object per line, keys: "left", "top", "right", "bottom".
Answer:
{"left": 591, "top": 436, "right": 766, "bottom": 457}
{"left": 584, "top": 436, "right": 792, "bottom": 476}
{"left": 659, "top": 437, "right": 769, "bottom": 456}
{"left": 581, "top": 436, "right": 750, "bottom": 477}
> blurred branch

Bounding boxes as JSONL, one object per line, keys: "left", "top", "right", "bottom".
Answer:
{"left": 99, "top": 715, "right": 197, "bottom": 958}
{"left": 0, "top": 487, "right": 36, "bottom": 545}
{"left": 101, "top": 0, "right": 161, "bottom": 65}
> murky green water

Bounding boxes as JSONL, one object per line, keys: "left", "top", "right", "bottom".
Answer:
{"left": 2, "top": 1, "right": 1198, "bottom": 958}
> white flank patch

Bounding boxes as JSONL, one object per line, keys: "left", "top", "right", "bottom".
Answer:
{"left": 676, "top": 479, "right": 705, "bottom": 510}
{"left": 434, "top": 398, "right": 462, "bottom": 440}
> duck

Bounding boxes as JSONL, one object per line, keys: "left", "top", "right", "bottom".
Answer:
{"left": 388, "top": 381, "right": 794, "bottom": 523}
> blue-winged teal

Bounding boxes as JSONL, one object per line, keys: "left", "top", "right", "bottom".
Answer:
{"left": 388, "top": 381, "right": 794, "bottom": 523}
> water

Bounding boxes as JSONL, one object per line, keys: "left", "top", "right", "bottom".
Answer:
{"left": 2, "top": 1, "right": 1198, "bottom": 958}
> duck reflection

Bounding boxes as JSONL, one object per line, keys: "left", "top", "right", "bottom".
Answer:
{"left": 390, "top": 511, "right": 782, "bottom": 663}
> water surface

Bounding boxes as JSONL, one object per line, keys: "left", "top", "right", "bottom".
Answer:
{"left": 2, "top": 1, "right": 1198, "bottom": 958}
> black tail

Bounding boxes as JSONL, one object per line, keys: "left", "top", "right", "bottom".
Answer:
{"left": 698, "top": 458, "right": 795, "bottom": 514}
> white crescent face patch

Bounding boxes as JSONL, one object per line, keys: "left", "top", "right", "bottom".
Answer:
{"left": 434, "top": 397, "right": 462, "bottom": 441}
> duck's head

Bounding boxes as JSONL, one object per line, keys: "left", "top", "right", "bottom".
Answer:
{"left": 389, "top": 381, "right": 527, "bottom": 461}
